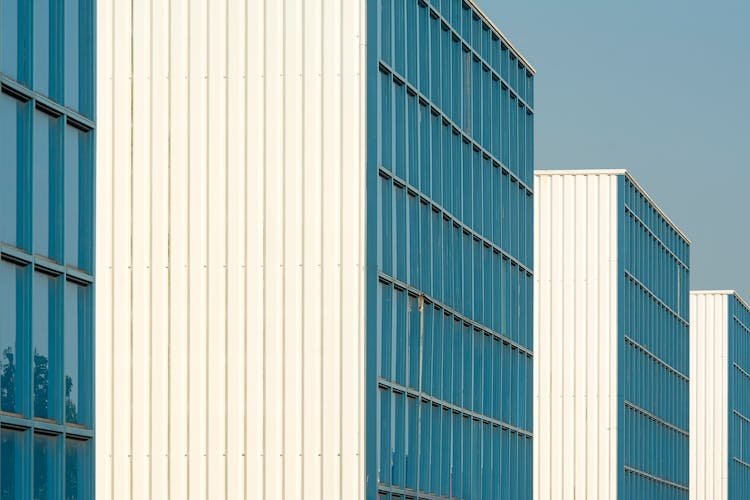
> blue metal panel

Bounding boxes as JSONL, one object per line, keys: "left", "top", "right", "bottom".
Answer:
{"left": 728, "top": 294, "right": 750, "bottom": 498}
{"left": 618, "top": 174, "right": 690, "bottom": 498}
{"left": 0, "top": 0, "right": 95, "bottom": 494}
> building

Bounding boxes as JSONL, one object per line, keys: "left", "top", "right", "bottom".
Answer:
{"left": 95, "top": 0, "right": 533, "bottom": 498}
{"left": 690, "top": 290, "right": 750, "bottom": 499}
{"left": 0, "top": 1, "right": 95, "bottom": 498}
{"left": 534, "top": 170, "right": 690, "bottom": 499}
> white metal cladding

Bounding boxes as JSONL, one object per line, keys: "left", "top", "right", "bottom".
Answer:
{"left": 689, "top": 291, "right": 729, "bottom": 500}
{"left": 96, "top": 0, "right": 367, "bottom": 498}
{"left": 534, "top": 172, "right": 620, "bottom": 500}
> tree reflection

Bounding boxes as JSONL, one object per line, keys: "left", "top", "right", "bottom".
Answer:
{"left": 1, "top": 346, "right": 15, "bottom": 412}
{"left": 66, "top": 374, "right": 77, "bottom": 423}
{"left": 33, "top": 350, "right": 49, "bottom": 418}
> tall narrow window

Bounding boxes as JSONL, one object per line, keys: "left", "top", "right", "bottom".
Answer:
{"left": 64, "top": 280, "right": 90, "bottom": 425}
{"left": 33, "top": 108, "right": 63, "bottom": 261}
{"left": 0, "top": 260, "right": 29, "bottom": 415}
{"left": 33, "top": 271, "right": 62, "bottom": 421}
{"left": 0, "top": 91, "right": 30, "bottom": 249}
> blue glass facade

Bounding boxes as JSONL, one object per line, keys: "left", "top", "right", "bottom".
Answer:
{"left": 619, "top": 175, "right": 690, "bottom": 498}
{"left": 369, "top": 1, "right": 534, "bottom": 498}
{"left": 0, "top": 0, "right": 94, "bottom": 497}
{"left": 728, "top": 293, "right": 750, "bottom": 497}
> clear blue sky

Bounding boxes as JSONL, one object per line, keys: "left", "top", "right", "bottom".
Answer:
{"left": 476, "top": 0, "right": 750, "bottom": 299}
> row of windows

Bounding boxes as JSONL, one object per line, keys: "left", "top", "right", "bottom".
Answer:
{"left": 731, "top": 413, "right": 750, "bottom": 466}
{"left": 622, "top": 341, "right": 688, "bottom": 432}
{"left": 380, "top": 71, "right": 534, "bottom": 234}
{"left": 0, "top": 259, "right": 92, "bottom": 427}
{"left": 728, "top": 457, "right": 750, "bottom": 500}
{"left": 378, "top": 180, "right": 533, "bottom": 346}
{"left": 377, "top": 386, "right": 532, "bottom": 499}
{"left": 623, "top": 277, "right": 689, "bottom": 376}
{"left": 377, "top": 282, "right": 533, "bottom": 428}
{"left": 380, "top": 38, "right": 533, "bottom": 189}
{"left": 621, "top": 467, "right": 688, "bottom": 500}
{"left": 0, "top": 88, "right": 93, "bottom": 272}
{"left": 380, "top": 0, "right": 534, "bottom": 109}
{"left": 731, "top": 366, "right": 750, "bottom": 429}
{"left": 623, "top": 177, "right": 689, "bottom": 265}
{"left": 623, "top": 211, "right": 688, "bottom": 317}
{"left": 730, "top": 298, "right": 750, "bottom": 436}
{"left": 0, "top": 0, "right": 94, "bottom": 116}
{"left": 622, "top": 405, "right": 688, "bottom": 487}
{"left": 0, "top": 427, "right": 90, "bottom": 499}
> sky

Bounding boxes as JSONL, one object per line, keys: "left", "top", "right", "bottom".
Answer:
{"left": 476, "top": 0, "right": 750, "bottom": 299}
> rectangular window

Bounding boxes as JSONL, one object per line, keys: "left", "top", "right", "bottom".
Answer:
{"left": 1, "top": 427, "right": 29, "bottom": 498}
{"left": 0, "top": 0, "right": 31, "bottom": 82}
{"left": 64, "top": 124, "right": 93, "bottom": 270}
{"left": 33, "top": 271, "right": 62, "bottom": 421}
{"left": 33, "top": 108, "right": 63, "bottom": 260}
{"left": 64, "top": 281, "right": 91, "bottom": 426}
{"left": 0, "top": 260, "right": 30, "bottom": 415}
{"left": 0, "top": 90, "right": 31, "bottom": 249}
{"left": 33, "top": 0, "right": 62, "bottom": 98}
{"left": 64, "top": 0, "right": 92, "bottom": 115}
{"left": 65, "top": 437, "right": 91, "bottom": 499}
{"left": 34, "top": 432, "right": 60, "bottom": 499}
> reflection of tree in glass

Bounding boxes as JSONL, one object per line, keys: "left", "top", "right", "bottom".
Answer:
{"left": 66, "top": 447, "right": 79, "bottom": 499}
{"left": 34, "top": 350, "right": 49, "bottom": 418}
{"left": 34, "top": 439, "right": 49, "bottom": 499}
{"left": 1, "top": 346, "right": 15, "bottom": 412}
{"left": 66, "top": 374, "right": 78, "bottom": 423}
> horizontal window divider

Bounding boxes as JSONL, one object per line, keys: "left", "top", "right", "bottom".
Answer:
{"left": 66, "top": 267, "right": 94, "bottom": 285}
{"left": 0, "top": 79, "right": 32, "bottom": 102}
{"left": 0, "top": 414, "right": 34, "bottom": 430}
{"left": 66, "top": 113, "right": 94, "bottom": 131}
{"left": 733, "top": 315, "right": 750, "bottom": 337}
{"left": 378, "top": 484, "right": 446, "bottom": 500}
{"left": 622, "top": 465, "right": 688, "bottom": 492}
{"left": 378, "top": 165, "right": 533, "bottom": 274}
{"left": 624, "top": 270, "right": 689, "bottom": 326}
{"left": 34, "top": 256, "right": 66, "bottom": 276}
{"left": 1, "top": 245, "right": 33, "bottom": 265}
{"left": 32, "top": 419, "right": 66, "bottom": 435}
{"left": 733, "top": 409, "right": 750, "bottom": 425}
{"left": 423, "top": 0, "right": 534, "bottom": 105}
{"left": 624, "top": 205, "right": 689, "bottom": 271}
{"left": 624, "top": 334, "right": 689, "bottom": 382}
{"left": 377, "top": 61, "right": 534, "bottom": 193}
{"left": 623, "top": 400, "right": 689, "bottom": 437}
{"left": 0, "top": 74, "right": 93, "bottom": 122}
{"left": 378, "top": 271, "right": 533, "bottom": 357}
{"left": 733, "top": 363, "right": 750, "bottom": 383}
{"left": 733, "top": 456, "right": 750, "bottom": 470}
{"left": 377, "top": 377, "right": 532, "bottom": 438}
{"left": 63, "top": 426, "right": 94, "bottom": 439}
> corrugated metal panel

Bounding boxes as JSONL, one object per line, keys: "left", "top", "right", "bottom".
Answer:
{"left": 534, "top": 172, "right": 620, "bottom": 500}
{"left": 689, "top": 291, "right": 729, "bottom": 500}
{"left": 95, "top": 0, "right": 368, "bottom": 498}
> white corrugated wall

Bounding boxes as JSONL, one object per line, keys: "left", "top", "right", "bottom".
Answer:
{"left": 95, "top": 0, "right": 368, "bottom": 498}
{"left": 689, "top": 291, "right": 729, "bottom": 500}
{"left": 534, "top": 172, "right": 620, "bottom": 500}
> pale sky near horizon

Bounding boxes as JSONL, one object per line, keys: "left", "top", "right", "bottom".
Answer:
{"left": 476, "top": 0, "right": 750, "bottom": 299}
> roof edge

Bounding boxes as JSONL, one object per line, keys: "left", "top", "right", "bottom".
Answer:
{"left": 691, "top": 290, "right": 750, "bottom": 313}
{"left": 534, "top": 169, "right": 691, "bottom": 245}
{"left": 464, "top": 0, "right": 536, "bottom": 74}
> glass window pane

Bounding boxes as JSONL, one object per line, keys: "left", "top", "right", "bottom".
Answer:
{"left": 0, "top": 261, "right": 29, "bottom": 415}
{"left": 64, "top": 126, "right": 92, "bottom": 270}
{"left": 65, "top": 438, "right": 90, "bottom": 499}
{"left": 64, "top": 0, "right": 91, "bottom": 114}
{"left": 0, "top": 92, "right": 30, "bottom": 249}
{"left": 33, "top": 0, "right": 61, "bottom": 98}
{"left": 1, "top": 427, "right": 29, "bottom": 499}
{"left": 33, "top": 272, "right": 61, "bottom": 421}
{"left": 0, "top": 0, "right": 30, "bottom": 82}
{"left": 34, "top": 433, "right": 59, "bottom": 500}
{"left": 33, "top": 110, "right": 63, "bottom": 260}
{"left": 64, "top": 282, "right": 90, "bottom": 426}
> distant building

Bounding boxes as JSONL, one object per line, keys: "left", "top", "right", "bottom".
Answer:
{"left": 0, "top": 0, "right": 95, "bottom": 497}
{"left": 534, "top": 170, "right": 690, "bottom": 499}
{"left": 690, "top": 290, "right": 750, "bottom": 499}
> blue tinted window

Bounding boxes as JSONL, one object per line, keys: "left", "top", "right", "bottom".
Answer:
{"left": 33, "top": 271, "right": 62, "bottom": 421}
{"left": 1, "top": 427, "right": 29, "bottom": 498}
{"left": 65, "top": 438, "right": 90, "bottom": 499}
{"left": 64, "top": 281, "right": 90, "bottom": 425}
{"left": 33, "top": 109, "right": 63, "bottom": 260}
{"left": 33, "top": 0, "right": 61, "bottom": 98}
{"left": 0, "top": 0, "right": 30, "bottom": 82}
{"left": 63, "top": 0, "right": 92, "bottom": 115}
{"left": 34, "top": 433, "right": 59, "bottom": 499}
{"left": 0, "top": 261, "right": 29, "bottom": 415}
{"left": 0, "top": 92, "right": 30, "bottom": 249}
{"left": 64, "top": 125, "right": 92, "bottom": 270}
